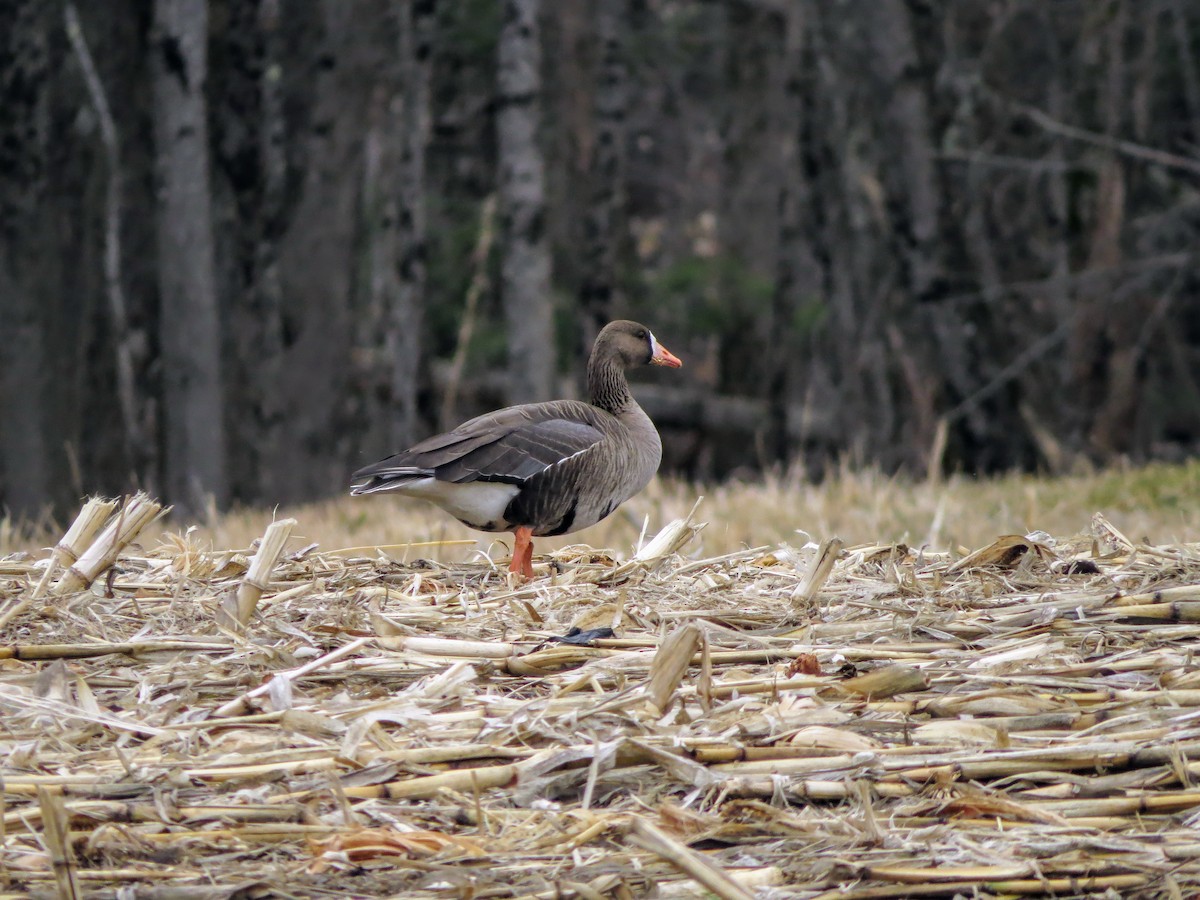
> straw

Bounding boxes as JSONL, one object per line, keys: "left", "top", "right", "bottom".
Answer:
{"left": 0, "top": 495, "right": 1198, "bottom": 896}
{"left": 51, "top": 493, "right": 164, "bottom": 595}
{"left": 233, "top": 517, "right": 296, "bottom": 625}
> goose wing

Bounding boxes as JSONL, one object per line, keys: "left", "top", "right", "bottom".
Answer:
{"left": 351, "top": 401, "right": 608, "bottom": 491}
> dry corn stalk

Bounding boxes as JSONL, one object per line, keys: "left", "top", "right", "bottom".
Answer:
{"left": 1112, "top": 584, "right": 1200, "bottom": 606}
{"left": 660, "top": 866, "right": 784, "bottom": 898}
{"left": 793, "top": 536, "right": 843, "bottom": 605}
{"left": 627, "top": 815, "right": 755, "bottom": 900}
{"left": 37, "top": 786, "right": 80, "bottom": 899}
{"left": 634, "top": 502, "right": 705, "bottom": 567}
{"left": 213, "top": 637, "right": 371, "bottom": 718}
{"left": 1091, "top": 511, "right": 1135, "bottom": 552}
{"left": 0, "top": 639, "right": 230, "bottom": 661}
{"left": 839, "top": 664, "right": 929, "bottom": 699}
{"left": 32, "top": 497, "right": 116, "bottom": 599}
{"left": 646, "top": 624, "right": 702, "bottom": 713}
{"left": 52, "top": 492, "right": 163, "bottom": 596}
{"left": 376, "top": 634, "right": 518, "bottom": 658}
{"left": 0, "top": 498, "right": 118, "bottom": 630}
{"left": 7, "top": 489, "right": 1200, "bottom": 897}
{"left": 234, "top": 517, "right": 297, "bottom": 624}
{"left": 603, "top": 498, "right": 707, "bottom": 583}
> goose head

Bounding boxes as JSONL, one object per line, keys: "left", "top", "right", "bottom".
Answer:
{"left": 594, "top": 320, "right": 683, "bottom": 370}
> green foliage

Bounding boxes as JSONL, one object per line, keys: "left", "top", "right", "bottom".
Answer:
{"left": 468, "top": 318, "right": 509, "bottom": 371}
{"left": 553, "top": 301, "right": 580, "bottom": 375}
{"left": 1076, "top": 460, "right": 1200, "bottom": 514}
{"left": 425, "top": 196, "right": 497, "bottom": 360}
{"left": 792, "top": 293, "right": 828, "bottom": 338}
{"left": 439, "top": 0, "right": 501, "bottom": 60}
{"left": 644, "top": 254, "right": 774, "bottom": 337}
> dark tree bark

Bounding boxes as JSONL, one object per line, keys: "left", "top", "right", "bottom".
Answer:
{"left": 864, "top": 0, "right": 964, "bottom": 465}
{"left": 0, "top": 258, "right": 49, "bottom": 519}
{"left": 217, "top": 0, "right": 289, "bottom": 502}
{"left": 497, "top": 0, "right": 555, "bottom": 404}
{"left": 576, "top": 0, "right": 629, "bottom": 357}
{"left": 387, "top": 0, "right": 435, "bottom": 449}
{"left": 65, "top": 2, "right": 154, "bottom": 494}
{"left": 357, "top": 0, "right": 434, "bottom": 460}
{"left": 274, "top": 0, "right": 374, "bottom": 499}
{"left": 0, "top": 0, "right": 53, "bottom": 518}
{"left": 806, "top": 2, "right": 876, "bottom": 461}
{"left": 248, "top": 0, "right": 287, "bottom": 498}
{"left": 866, "top": 0, "right": 942, "bottom": 300}
{"left": 152, "top": 0, "right": 226, "bottom": 514}
{"left": 766, "top": 4, "right": 824, "bottom": 466}
{"left": 1087, "top": 0, "right": 1147, "bottom": 457}
{"left": 1039, "top": 4, "right": 1075, "bottom": 430}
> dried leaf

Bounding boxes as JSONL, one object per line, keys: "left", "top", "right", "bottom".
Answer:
{"left": 788, "top": 725, "right": 880, "bottom": 751}
{"left": 948, "top": 534, "right": 1057, "bottom": 573}
{"left": 308, "top": 827, "right": 485, "bottom": 872}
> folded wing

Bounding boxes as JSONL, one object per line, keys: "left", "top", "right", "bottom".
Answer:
{"left": 350, "top": 401, "right": 607, "bottom": 493}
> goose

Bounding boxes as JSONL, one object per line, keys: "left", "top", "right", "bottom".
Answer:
{"left": 350, "top": 320, "right": 682, "bottom": 577}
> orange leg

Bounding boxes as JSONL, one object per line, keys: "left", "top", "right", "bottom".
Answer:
{"left": 521, "top": 535, "right": 535, "bottom": 577}
{"left": 510, "top": 526, "right": 536, "bottom": 578}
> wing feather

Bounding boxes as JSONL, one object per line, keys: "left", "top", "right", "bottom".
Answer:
{"left": 351, "top": 401, "right": 609, "bottom": 491}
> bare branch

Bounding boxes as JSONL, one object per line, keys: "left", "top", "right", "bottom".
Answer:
{"left": 1006, "top": 94, "right": 1200, "bottom": 177}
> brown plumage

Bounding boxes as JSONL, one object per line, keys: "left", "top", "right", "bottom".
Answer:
{"left": 350, "top": 320, "right": 683, "bottom": 577}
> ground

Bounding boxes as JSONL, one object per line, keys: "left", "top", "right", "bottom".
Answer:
{"left": 2, "top": 466, "right": 1200, "bottom": 897}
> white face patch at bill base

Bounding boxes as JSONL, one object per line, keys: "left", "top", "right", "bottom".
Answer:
{"left": 649, "top": 331, "right": 661, "bottom": 360}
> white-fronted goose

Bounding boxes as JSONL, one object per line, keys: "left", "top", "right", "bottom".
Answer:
{"left": 350, "top": 320, "right": 682, "bottom": 577}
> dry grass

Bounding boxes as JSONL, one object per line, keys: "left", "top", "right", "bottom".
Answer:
{"left": 2, "top": 460, "right": 1200, "bottom": 561}
{"left": 2, "top": 465, "right": 1200, "bottom": 896}
{"left": 10, "top": 461, "right": 1198, "bottom": 562}
{"left": 163, "top": 458, "right": 1200, "bottom": 561}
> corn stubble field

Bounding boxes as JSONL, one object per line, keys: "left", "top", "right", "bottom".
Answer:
{"left": 3, "top": 463, "right": 1200, "bottom": 898}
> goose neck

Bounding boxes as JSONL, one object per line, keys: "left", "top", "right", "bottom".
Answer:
{"left": 587, "top": 355, "right": 634, "bottom": 414}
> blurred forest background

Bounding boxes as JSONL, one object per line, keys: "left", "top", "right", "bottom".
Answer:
{"left": 3, "top": 0, "right": 1200, "bottom": 520}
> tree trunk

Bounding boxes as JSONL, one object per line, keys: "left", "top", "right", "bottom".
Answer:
{"left": 1088, "top": 0, "right": 1143, "bottom": 457}
{"left": 224, "top": 0, "right": 288, "bottom": 503}
{"left": 151, "top": 0, "right": 226, "bottom": 514}
{"left": 359, "top": 0, "right": 434, "bottom": 458}
{"left": 766, "top": 4, "right": 822, "bottom": 466}
{"left": 210, "top": 0, "right": 286, "bottom": 504}
{"left": 0, "top": 0, "right": 53, "bottom": 518}
{"left": 1040, "top": 6, "right": 1075, "bottom": 447}
{"left": 807, "top": 1, "right": 874, "bottom": 462}
{"left": 864, "top": 0, "right": 958, "bottom": 464}
{"left": 865, "top": 0, "right": 941, "bottom": 300}
{"left": 1168, "top": 0, "right": 1200, "bottom": 146}
{"left": 0, "top": 257, "right": 49, "bottom": 519}
{"left": 497, "top": 0, "right": 555, "bottom": 404}
{"left": 65, "top": 2, "right": 153, "bottom": 494}
{"left": 576, "top": 0, "right": 629, "bottom": 358}
{"left": 274, "top": 1, "right": 374, "bottom": 500}
{"left": 388, "top": 0, "right": 435, "bottom": 449}
{"left": 250, "top": 0, "right": 287, "bottom": 499}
